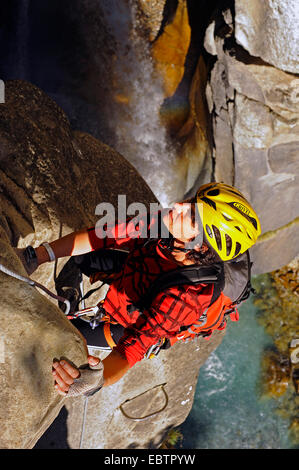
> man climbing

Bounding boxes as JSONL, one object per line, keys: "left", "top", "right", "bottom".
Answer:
{"left": 18, "top": 182, "right": 261, "bottom": 397}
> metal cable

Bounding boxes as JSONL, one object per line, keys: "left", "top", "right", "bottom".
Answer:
{"left": 0, "top": 262, "right": 70, "bottom": 315}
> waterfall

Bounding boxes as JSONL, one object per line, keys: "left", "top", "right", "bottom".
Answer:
{"left": 1, "top": 0, "right": 185, "bottom": 206}
{"left": 98, "top": 0, "right": 180, "bottom": 207}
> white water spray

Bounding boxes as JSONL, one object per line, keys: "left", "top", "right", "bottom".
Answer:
{"left": 99, "top": 0, "right": 181, "bottom": 207}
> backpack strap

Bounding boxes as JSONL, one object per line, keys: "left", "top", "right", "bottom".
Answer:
{"left": 139, "top": 262, "right": 225, "bottom": 310}
{"left": 233, "top": 250, "right": 254, "bottom": 305}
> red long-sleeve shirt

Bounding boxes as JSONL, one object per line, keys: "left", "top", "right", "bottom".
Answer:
{"left": 87, "top": 210, "right": 214, "bottom": 367}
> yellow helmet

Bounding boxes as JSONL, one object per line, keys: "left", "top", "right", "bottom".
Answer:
{"left": 196, "top": 182, "right": 261, "bottom": 261}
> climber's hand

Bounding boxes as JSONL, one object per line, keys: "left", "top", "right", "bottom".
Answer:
{"left": 52, "top": 356, "right": 100, "bottom": 396}
{"left": 14, "top": 247, "right": 38, "bottom": 276}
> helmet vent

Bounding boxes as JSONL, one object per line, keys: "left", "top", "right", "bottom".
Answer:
{"left": 225, "top": 234, "right": 232, "bottom": 257}
{"left": 207, "top": 189, "right": 220, "bottom": 196}
{"left": 212, "top": 225, "right": 222, "bottom": 250}
{"left": 251, "top": 217, "right": 258, "bottom": 230}
{"left": 201, "top": 197, "right": 216, "bottom": 211}
{"left": 234, "top": 242, "right": 241, "bottom": 257}
{"left": 206, "top": 224, "right": 213, "bottom": 238}
{"left": 222, "top": 213, "right": 232, "bottom": 221}
{"left": 235, "top": 225, "right": 242, "bottom": 232}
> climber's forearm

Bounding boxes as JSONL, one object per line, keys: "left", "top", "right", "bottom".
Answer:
{"left": 102, "top": 349, "right": 130, "bottom": 387}
{"left": 35, "top": 229, "right": 94, "bottom": 265}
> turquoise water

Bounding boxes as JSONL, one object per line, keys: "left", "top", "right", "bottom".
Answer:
{"left": 180, "top": 296, "right": 295, "bottom": 449}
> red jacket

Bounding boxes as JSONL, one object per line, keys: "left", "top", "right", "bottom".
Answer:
{"left": 87, "top": 211, "right": 215, "bottom": 367}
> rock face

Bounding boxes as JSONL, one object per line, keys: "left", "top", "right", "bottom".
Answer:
{"left": 234, "top": 0, "right": 299, "bottom": 74}
{"left": 0, "top": 80, "right": 224, "bottom": 448}
{"left": 176, "top": 55, "right": 212, "bottom": 196}
{"left": 204, "top": 4, "right": 299, "bottom": 274}
{"left": 252, "top": 257, "right": 299, "bottom": 443}
{"left": 0, "top": 232, "right": 88, "bottom": 449}
{"left": 137, "top": 0, "right": 167, "bottom": 42}
{"left": 152, "top": 0, "right": 191, "bottom": 99}
{"left": 148, "top": 0, "right": 213, "bottom": 197}
{"left": 66, "top": 331, "right": 224, "bottom": 449}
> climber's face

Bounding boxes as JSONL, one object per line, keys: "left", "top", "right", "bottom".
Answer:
{"left": 165, "top": 199, "right": 202, "bottom": 248}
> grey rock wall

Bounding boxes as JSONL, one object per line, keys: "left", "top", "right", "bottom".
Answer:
{"left": 235, "top": 0, "right": 299, "bottom": 74}
{"left": 204, "top": 4, "right": 299, "bottom": 274}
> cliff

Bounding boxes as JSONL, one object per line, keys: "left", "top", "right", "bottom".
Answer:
{"left": 0, "top": 80, "right": 224, "bottom": 448}
{"left": 203, "top": 1, "right": 299, "bottom": 274}
{"left": 0, "top": 0, "right": 298, "bottom": 449}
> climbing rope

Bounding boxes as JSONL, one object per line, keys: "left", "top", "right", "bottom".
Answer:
{"left": 0, "top": 258, "right": 169, "bottom": 439}
{"left": 0, "top": 262, "right": 71, "bottom": 315}
{"left": 0, "top": 260, "right": 94, "bottom": 448}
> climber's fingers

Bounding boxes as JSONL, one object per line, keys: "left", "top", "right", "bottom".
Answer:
{"left": 52, "top": 370, "right": 70, "bottom": 391}
{"left": 53, "top": 372, "right": 69, "bottom": 394}
{"left": 52, "top": 360, "right": 82, "bottom": 396}
{"left": 52, "top": 361, "right": 79, "bottom": 397}
{"left": 88, "top": 355, "right": 100, "bottom": 367}
{"left": 57, "top": 360, "right": 81, "bottom": 379}
{"left": 54, "top": 383, "right": 68, "bottom": 396}
{"left": 52, "top": 361, "right": 78, "bottom": 385}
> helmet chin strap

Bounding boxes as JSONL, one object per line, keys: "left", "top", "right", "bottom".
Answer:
{"left": 158, "top": 233, "right": 202, "bottom": 254}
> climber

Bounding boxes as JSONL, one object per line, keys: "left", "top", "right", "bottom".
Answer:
{"left": 17, "top": 182, "right": 261, "bottom": 397}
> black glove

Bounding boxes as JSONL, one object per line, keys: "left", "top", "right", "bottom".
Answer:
{"left": 14, "top": 246, "right": 38, "bottom": 276}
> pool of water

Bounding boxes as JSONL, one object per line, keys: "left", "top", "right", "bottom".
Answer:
{"left": 180, "top": 296, "right": 295, "bottom": 449}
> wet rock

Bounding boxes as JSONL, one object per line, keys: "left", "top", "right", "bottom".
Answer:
{"left": 137, "top": 0, "right": 167, "bottom": 42}
{"left": 0, "top": 0, "right": 212, "bottom": 207}
{"left": 152, "top": 0, "right": 191, "bottom": 99}
{"left": 148, "top": 0, "right": 213, "bottom": 196}
{"left": 261, "top": 350, "right": 291, "bottom": 398}
{"left": 175, "top": 56, "right": 212, "bottom": 194}
{"left": 253, "top": 259, "right": 299, "bottom": 445}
